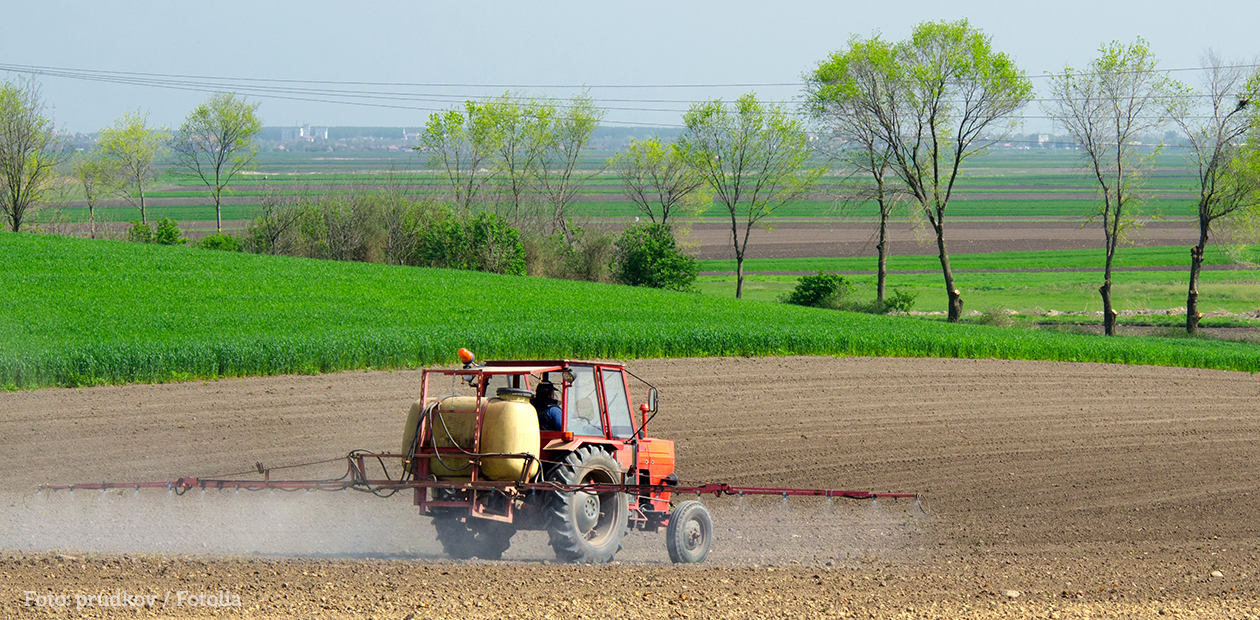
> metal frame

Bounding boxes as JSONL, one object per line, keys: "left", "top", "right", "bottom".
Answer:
{"left": 38, "top": 451, "right": 920, "bottom": 503}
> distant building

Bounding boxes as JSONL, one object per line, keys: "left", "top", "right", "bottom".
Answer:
{"left": 280, "top": 124, "right": 329, "bottom": 141}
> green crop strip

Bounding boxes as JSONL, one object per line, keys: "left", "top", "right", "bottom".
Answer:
{"left": 3, "top": 232, "right": 1258, "bottom": 389}
{"left": 699, "top": 246, "right": 1257, "bottom": 273}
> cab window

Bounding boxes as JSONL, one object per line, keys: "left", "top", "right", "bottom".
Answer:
{"left": 601, "top": 369, "right": 634, "bottom": 439}
{"left": 565, "top": 366, "right": 604, "bottom": 437}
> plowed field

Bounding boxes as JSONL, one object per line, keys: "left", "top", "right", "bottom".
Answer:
{"left": 2, "top": 357, "right": 1258, "bottom": 618}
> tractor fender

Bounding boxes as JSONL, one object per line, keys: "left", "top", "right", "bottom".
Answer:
{"left": 542, "top": 438, "right": 632, "bottom": 472}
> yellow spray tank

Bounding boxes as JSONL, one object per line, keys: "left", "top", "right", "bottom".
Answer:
{"left": 402, "top": 388, "right": 541, "bottom": 482}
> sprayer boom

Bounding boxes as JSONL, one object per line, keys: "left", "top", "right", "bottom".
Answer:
{"left": 38, "top": 452, "right": 918, "bottom": 502}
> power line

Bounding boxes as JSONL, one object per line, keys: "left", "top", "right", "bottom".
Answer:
{"left": 0, "top": 63, "right": 797, "bottom": 90}
{"left": 2, "top": 61, "right": 1251, "bottom": 130}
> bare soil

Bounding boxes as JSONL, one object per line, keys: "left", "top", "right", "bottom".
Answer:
{"left": 2, "top": 357, "right": 1258, "bottom": 618}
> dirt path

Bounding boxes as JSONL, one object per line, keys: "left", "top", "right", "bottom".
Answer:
{"left": 2, "top": 357, "right": 1258, "bottom": 618}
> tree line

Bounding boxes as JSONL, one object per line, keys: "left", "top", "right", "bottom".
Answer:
{"left": 3, "top": 20, "right": 1259, "bottom": 335}
{"left": 802, "top": 21, "right": 1260, "bottom": 335}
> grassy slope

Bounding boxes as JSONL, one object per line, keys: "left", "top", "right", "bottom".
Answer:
{"left": 3, "top": 232, "right": 1259, "bottom": 389}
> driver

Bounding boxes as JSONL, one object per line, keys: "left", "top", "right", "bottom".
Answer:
{"left": 531, "top": 382, "right": 563, "bottom": 432}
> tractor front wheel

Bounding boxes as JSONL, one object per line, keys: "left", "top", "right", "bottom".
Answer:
{"left": 666, "top": 500, "right": 713, "bottom": 563}
{"left": 432, "top": 515, "right": 516, "bottom": 560}
{"left": 546, "top": 446, "right": 629, "bottom": 563}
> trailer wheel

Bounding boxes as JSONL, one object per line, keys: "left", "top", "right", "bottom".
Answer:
{"left": 666, "top": 500, "right": 713, "bottom": 563}
{"left": 546, "top": 446, "right": 629, "bottom": 563}
{"left": 432, "top": 515, "right": 515, "bottom": 560}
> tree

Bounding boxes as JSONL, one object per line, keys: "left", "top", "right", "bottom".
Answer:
{"left": 171, "top": 92, "right": 262, "bottom": 233}
{"left": 533, "top": 93, "right": 605, "bottom": 242}
{"left": 804, "top": 42, "right": 907, "bottom": 306}
{"left": 1171, "top": 53, "right": 1260, "bottom": 334}
{"left": 609, "top": 138, "right": 707, "bottom": 226}
{"left": 675, "top": 93, "right": 821, "bottom": 299}
{"left": 97, "top": 110, "right": 166, "bottom": 224}
{"left": 484, "top": 92, "right": 546, "bottom": 222}
{"left": 243, "top": 188, "right": 305, "bottom": 255}
{"left": 71, "top": 151, "right": 114, "bottom": 239}
{"left": 612, "top": 223, "right": 698, "bottom": 291}
{"left": 0, "top": 77, "right": 65, "bottom": 232}
{"left": 805, "top": 21, "right": 1032, "bottom": 321}
{"left": 417, "top": 100, "right": 500, "bottom": 212}
{"left": 1046, "top": 39, "right": 1181, "bottom": 336}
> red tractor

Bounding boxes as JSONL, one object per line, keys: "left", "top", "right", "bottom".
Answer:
{"left": 40, "top": 351, "right": 916, "bottom": 564}
{"left": 400, "top": 352, "right": 709, "bottom": 563}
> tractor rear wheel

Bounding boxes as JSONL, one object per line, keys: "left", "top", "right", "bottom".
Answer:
{"left": 546, "top": 446, "right": 629, "bottom": 563}
{"left": 666, "top": 500, "right": 713, "bottom": 563}
{"left": 432, "top": 515, "right": 515, "bottom": 560}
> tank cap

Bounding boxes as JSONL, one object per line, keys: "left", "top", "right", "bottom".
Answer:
{"left": 496, "top": 387, "right": 534, "bottom": 399}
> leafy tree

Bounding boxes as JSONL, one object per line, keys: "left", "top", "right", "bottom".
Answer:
{"left": 171, "top": 92, "right": 262, "bottom": 233}
{"left": 532, "top": 93, "right": 604, "bottom": 242}
{"left": 612, "top": 223, "right": 698, "bottom": 291}
{"left": 71, "top": 152, "right": 112, "bottom": 239}
{"left": 0, "top": 77, "right": 66, "bottom": 232}
{"left": 484, "top": 92, "right": 546, "bottom": 221}
{"left": 675, "top": 93, "right": 821, "bottom": 299}
{"left": 806, "top": 21, "right": 1032, "bottom": 321}
{"left": 1046, "top": 39, "right": 1181, "bottom": 336}
{"left": 609, "top": 138, "right": 708, "bottom": 226}
{"left": 417, "top": 100, "right": 500, "bottom": 212}
{"left": 1170, "top": 53, "right": 1260, "bottom": 334}
{"left": 804, "top": 42, "right": 907, "bottom": 306}
{"left": 97, "top": 110, "right": 166, "bottom": 224}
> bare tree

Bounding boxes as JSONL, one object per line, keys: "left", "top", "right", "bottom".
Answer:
{"left": 0, "top": 77, "right": 66, "bottom": 232}
{"left": 609, "top": 137, "right": 707, "bottom": 227}
{"left": 676, "top": 94, "right": 821, "bottom": 299}
{"left": 1171, "top": 52, "right": 1260, "bottom": 334}
{"left": 1046, "top": 38, "right": 1180, "bottom": 336}
{"left": 244, "top": 184, "right": 305, "bottom": 255}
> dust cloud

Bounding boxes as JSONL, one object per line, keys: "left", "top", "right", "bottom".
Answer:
{"left": 0, "top": 490, "right": 924, "bottom": 566}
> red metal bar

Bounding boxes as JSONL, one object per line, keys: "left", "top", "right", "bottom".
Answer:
{"left": 38, "top": 453, "right": 920, "bottom": 501}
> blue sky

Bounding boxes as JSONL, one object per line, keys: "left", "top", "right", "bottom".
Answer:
{"left": 2, "top": 0, "right": 1255, "bottom": 133}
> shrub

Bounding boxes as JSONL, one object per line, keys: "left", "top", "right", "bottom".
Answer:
{"left": 414, "top": 211, "right": 527, "bottom": 276}
{"left": 198, "top": 233, "right": 241, "bottom": 252}
{"left": 299, "top": 194, "right": 380, "bottom": 262}
{"left": 881, "top": 288, "right": 918, "bottom": 314}
{"left": 128, "top": 221, "right": 153, "bottom": 243}
{"left": 153, "top": 218, "right": 187, "bottom": 246}
{"left": 613, "top": 223, "right": 698, "bottom": 292}
{"left": 782, "top": 271, "right": 854, "bottom": 309}
{"left": 978, "top": 305, "right": 1015, "bottom": 327}
{"left": 243, "top": 196, "right": 305, "bottom": 256}
{"left": 523, "top": 224, "right": 615, "bottom": 282}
